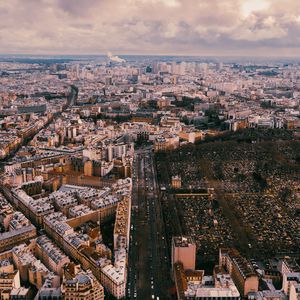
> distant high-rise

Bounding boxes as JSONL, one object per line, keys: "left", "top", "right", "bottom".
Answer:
{"left": 76, "top": 64, "right": 80, "bottom": 79}
{"left": 105, "top": 76, "right": 112, "bottom": 86}
{"left": 216, "top": 62, "right": 224, "bottom": 71}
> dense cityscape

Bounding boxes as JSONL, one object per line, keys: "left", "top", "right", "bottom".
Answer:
{"left": 0, "top": 54, "right": 299, "bottom": 300}
{"left": 1, "top": 0, "right": 300, "bottom": 299}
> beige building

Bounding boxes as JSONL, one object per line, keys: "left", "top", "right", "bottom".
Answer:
{"left": 0, "top": 225, "right": 36, "bottom": 253}
{"left": 282, "top": 272, "right": 300, "bottom": 299}
{"left": 172, "top": 236, "right": 196, "bottom": 271}
{"left": 219, "top": 248, "right": 259, "bottom": 297}
{"left": 35, "top": 235, "right": 70, "bottom": 276}
{"left": 0, "top": 270, "right": 21, "bottom": 297}
{"left": 172, "top": 175, "right": 182, "bottom": 189}
{"left": 174, "top": 262, "right": 240, "bottom": 300}
{"left": 12, "top": 244, "right": 51, "bottom": 289}
{"left": 61, "top": 263, "right": 104, "bottom": 300}
{"left": 154, "top": 135, "right": 180, "bottom": 152}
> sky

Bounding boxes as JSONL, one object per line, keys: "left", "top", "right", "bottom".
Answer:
{"left": 0, "top": 0, "right": 300, "bottom": 56}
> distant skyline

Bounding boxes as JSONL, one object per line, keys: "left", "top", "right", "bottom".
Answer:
{"left": 1, "top": 0, "right": 300, "bottom": 57}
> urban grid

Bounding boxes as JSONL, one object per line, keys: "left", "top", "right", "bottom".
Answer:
{"left": 0, "top": 1, "right": 300, "bottom": 300}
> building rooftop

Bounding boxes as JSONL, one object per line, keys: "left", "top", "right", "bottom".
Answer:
{"left": 173, "top": 236, "right": 195, "bottom": 248}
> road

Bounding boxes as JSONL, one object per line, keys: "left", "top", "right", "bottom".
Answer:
{"left": 127, "top": 146, "right": 172, "bottom": 300}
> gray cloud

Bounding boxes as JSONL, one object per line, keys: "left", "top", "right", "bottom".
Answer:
{"left": 0, "top": 0, "right": 300, "bottom": 56}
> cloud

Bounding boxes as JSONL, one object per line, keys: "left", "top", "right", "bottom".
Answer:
{"left": 241, "top": 0, "right": 270, "bottom": 17}
{"left": 0, "top": 0, "right": 299, "bottom": 56}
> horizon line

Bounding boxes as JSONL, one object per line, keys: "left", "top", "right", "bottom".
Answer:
{"left": 1, "top": 53, "right": 300, "bottom": 59}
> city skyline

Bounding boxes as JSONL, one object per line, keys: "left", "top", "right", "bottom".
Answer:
{"left": 1, "top": 0, "right": 300, "bottom": 57}
{"left": 0, "top": 1, "right": 300, "bottom": 299}
{"left": 0, "top": 44, "right": 299, "bottom": 299}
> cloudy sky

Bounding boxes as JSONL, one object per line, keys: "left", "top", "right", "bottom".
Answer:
{"left": 1, "top": 0, "right": 300, "bottom": 56}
